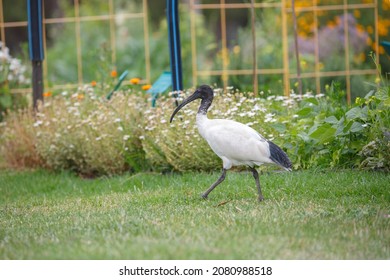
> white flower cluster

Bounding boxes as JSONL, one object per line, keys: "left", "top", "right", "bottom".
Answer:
{"left": 0, "top": 42, "right": 29, "bottom": 85}
{"left": 6, "top": 89, "right": 147, "bottom": 175}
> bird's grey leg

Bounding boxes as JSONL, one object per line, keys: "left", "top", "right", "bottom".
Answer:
{"left": 201, "top": 168, "right": 227, "bottom": 199}
{"left": 250, "top": 167, "right": 264, "bottom": 202}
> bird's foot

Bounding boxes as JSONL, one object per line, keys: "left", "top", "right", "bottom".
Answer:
{"left": 257, "top": 195, "right": 264, "bottom": 202}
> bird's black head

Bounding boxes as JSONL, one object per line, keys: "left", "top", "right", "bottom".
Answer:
{"left": 170, "top": 85, "right": 214, "bottom": 123}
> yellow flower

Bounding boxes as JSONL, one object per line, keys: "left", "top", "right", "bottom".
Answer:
{"left": 355, "top": 97, "right": 363, "bottom": 105}
{"left": 379, "top": 45, "right": 385, "bottom": 55}
{"left": 91, "top": 80, "right": 97, "bottom": 87}
{"left": 353, "top": 9, "right": 361, "bottom": 19}
{"left": 77, "top": 94, "right": 84, "bottom": 100}
{"left": 142, "top": 84, "right": 152, "bottom": 91}
{"left": 327, "top": 20, "right": 336, "bottom": 29}
{"left": 130, "top": 78, "right": 141, "bottom": 85}
{"left": 300, "top": 59, "right": 307, "bottom": 69}
{"left": 355, "top": 24, "right": 365, "bottom": 35}
{"left": 366, "top": 36, "right": 372, "bottom": 46}
{"left": 378, "top": 19, "right": 389, "bottom": 36}
{"left": 383, "top": 0, "right": 390, "bottom": 11}
{"left": 111, "top": 70, "right": 118, "bottom": 78}
{"left": 366, "top": 26, "right": 374, "bottom": 34}
{"left": 335, "top": 16, "right": 341, "bottom": 25}
{"left": 353, "top": 52, "right": 366, "bottom": 64}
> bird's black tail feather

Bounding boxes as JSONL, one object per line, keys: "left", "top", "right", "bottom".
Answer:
{"left": 267, "top": 140, "right": 292, "bottom": 171}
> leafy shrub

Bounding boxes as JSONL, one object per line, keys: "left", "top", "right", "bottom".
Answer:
{"left": 1, "top": 76, "right": 389, "bottom": 174}
{"left": 277, "top": 80, "right": 390, "bottom": 171}
{"left": 0, "top": 42, "right": 29, "bottom": 121}
{"left": 143, "top": 77, "right": 389, "bottom": 172}
{"left": 356, "top": 83, "right": 390, "bottom": 171}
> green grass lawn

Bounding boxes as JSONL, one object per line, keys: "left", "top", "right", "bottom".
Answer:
{"left": 0, "top": 169, "right": 389, "bottom": 259}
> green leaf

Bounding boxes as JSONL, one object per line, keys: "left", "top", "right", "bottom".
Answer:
{"left": 376, "top": 88, "right": 389, "bottom": 101}
{"left": 309, "top": 123, "right": 336, "bottom": 144}
{"left": 383, "top": 97, "right": 390, "bottom": 107}
{"left": 349, "top": 121, "right": 364, "bottom": 133}
{"left": 297, "top": 132, "right": 311, "bottom": 142}
{"left": 343, "top": 120, "right": 353, "bottom": 133}
{"left": 304, "top": 97, "right": 319, "bottom": 106}
{"left": 0, "top": 94, "right": 12, "bottom": 109}
{"left": 318, "top": 149, "right": 330, "bottom": 155}
{"left": 324, "top": 116, "right": 339, "bottom": 124}
{"left": 270, "top": 123, "right": 286, "bottom": 133}
{"left": 364, "top": 89, "right": 375, "bottom": 100}
{"left": 336, "top": 118, "right": 346, "bottom": 136}
{"left": 345, "top": 106, "right": 367, "bottom": 121}
{"left": 296, "top": 107, "right": 312, "bottom": 116}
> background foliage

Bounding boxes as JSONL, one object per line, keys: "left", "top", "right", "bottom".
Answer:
{"left": 2, "top": 1, "right": 389, "bottom": 97}
{"left": 0, "top": 1, "right": 389, "bottom": 174}
{"left": 1, "top": 72, "right": 389, "bottom": 174}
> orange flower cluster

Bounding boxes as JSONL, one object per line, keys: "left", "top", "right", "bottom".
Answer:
{"left": 291, "top": 0, "right": 388, "bottom": 56}
{"left": 43, "top": 91, "right": 52, "bottom": 98}
{"left": 130, "top": 78, "right": 140, "bottom": 85}
{"left": 111, "top": 70, "right": 118, "bottom": 78}
{"left": 129, "top": 77, "right": 152, "bottom": 90}
{"left": 142, "top": 84, "right": 152, "bottom": 91}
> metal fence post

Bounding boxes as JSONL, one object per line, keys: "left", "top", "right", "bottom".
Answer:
{"left": 167, "top": 0, "right": 183, "bottom": 94}
{"left": 27, "top": 0, "right": 44, "bottom": 110}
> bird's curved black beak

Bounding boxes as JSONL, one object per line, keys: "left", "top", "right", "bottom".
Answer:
{"left": 170, "top": 90, "right": 202, "bottom": 123}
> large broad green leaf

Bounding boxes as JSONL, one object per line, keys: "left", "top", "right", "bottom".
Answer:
{"left": 324, "top": 116, "right": 339, "bottom": 124}
{"left": 296, "top": 107, "right": 312, "bottom": 117}
{"left": 343, "top": 120, "right": 354, "bottom": 134}
{"left": 337, "top": 120, "right": 365, "bottom": 135}
{"left": 364, "top": 89, "right": 375, "bottom": 99}
{"left": 376, "top": 87, "right": 389, "bottom": 101}
{"left": 349, "top": 121, "right": 365, "bottom": 133}
{"left": 309, "top": 123, "right": 336, "bottom": 144}
{"left": 304, "top": 97, "right": 319, "bottom": 106}
{"left": 345, "top": 106, "right": 367, "bottom": 121}
{"left": 335, "top": 117, "right": 346, "bottom": 136}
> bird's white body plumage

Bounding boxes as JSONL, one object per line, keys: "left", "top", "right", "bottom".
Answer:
{"left": 170, "top": 85, "right": 291, "bottom": 201}
{"left": 196, "top": 114, "right": 274, "bottom": 170}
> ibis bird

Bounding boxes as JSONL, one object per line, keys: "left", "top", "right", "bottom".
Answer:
{"left": 170, "top": 85, "right": 292, "bottom": 202}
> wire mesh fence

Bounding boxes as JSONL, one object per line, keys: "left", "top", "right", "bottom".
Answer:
{"left": 190, "top": 0, "right": 385, "bottom": 103}
{"left": 0, "top": 0, "right": 388, "bottom": 103}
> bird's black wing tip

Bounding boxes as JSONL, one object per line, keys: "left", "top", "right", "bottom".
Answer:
{"left": 268, "top": 140, "right": 293, "bottom": 171}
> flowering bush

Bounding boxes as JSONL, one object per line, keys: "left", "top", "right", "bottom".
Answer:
{"left": 0, "top": 42, "right": 30, "bottom": 121}
{"left": 142, "top": 77, "right": 389, "bottom": 172}
{"left": 1, "top": 87, "right": 148, "bottom": 176}
{"left": 1, "top": 73, "right": 389, "bottom": 174}
{"left": 142, "top": 87, "right": 315, "bottom": 171}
